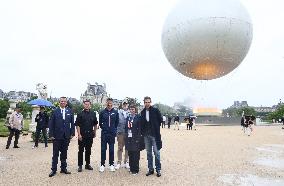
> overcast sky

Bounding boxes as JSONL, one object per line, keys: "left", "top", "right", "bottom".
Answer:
{"left": 0, "top": 0, "right": 283, "bottom": 109}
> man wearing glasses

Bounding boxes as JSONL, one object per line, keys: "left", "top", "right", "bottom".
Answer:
{"left": 140, "top": 96, "right": 162, "bottom": 177}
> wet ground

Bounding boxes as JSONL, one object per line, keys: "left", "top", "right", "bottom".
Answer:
{"left": 0, "top": 125, "right": 283, "bottom": 186}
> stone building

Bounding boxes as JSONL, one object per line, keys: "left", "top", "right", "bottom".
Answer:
{"left": 80, "top": 83, "right": 108, "bottom": 105}
{"left": 4, "top": 90, "right": 37, "bottom": 102}
{"left": 232, "top": 101, "right": 248, "bottom": 108}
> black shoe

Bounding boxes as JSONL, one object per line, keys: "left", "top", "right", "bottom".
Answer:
{"left": 49, "top": 171, "right": 56, "bottom": 177}
{"left": 13, "top": 146, "right": 20, "bottom": 148}
{"left": 45, "top": 144, "right": 48, "bottom": 148}
{"left": 60, "top": 169, "right": 71, "bottom": 174}
{"left": 146, "top": 170, "right": 154, "bottom": 176}
{"left": 78, "top": 166, "right": 82, "bottom": 172}
{"left": 157, "top": 171, "right": 161, "bottom": 177}
{"left": 85, "top": 164, "right": 93, "bottom": 170}
{"left": 6, "top": 146, "right": 9, "bottom": 149}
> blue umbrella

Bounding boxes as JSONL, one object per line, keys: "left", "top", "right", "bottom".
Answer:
{"left": 27, "top": 99, "right": 54, "bottom": 107}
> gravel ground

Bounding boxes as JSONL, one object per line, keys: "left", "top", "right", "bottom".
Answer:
{"left": 0, "top": 125, "right": 284, "bottom": 186}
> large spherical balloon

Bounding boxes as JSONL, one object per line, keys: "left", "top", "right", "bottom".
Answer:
{"left": 161, "top": 0, "right": 253, "bottom": 80}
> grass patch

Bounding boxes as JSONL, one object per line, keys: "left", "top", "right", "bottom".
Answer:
{"left": 0, "top": 119, "right": 31, "bottom": 137}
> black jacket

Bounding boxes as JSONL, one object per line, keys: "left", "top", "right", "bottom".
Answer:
{"left": 35, "top": 112, "right": 49, "bottom": 129}
{"left": 125, "top": 114, "right": 144, "bottom": 152}
{"left": 140, "top": 106, "right": 163, "bottom": 150}
{"left": 174, "top": 116, "right": 180, "bottom": 122}
{"left": 75, "top": 109, "right": 98, "bottom": 138}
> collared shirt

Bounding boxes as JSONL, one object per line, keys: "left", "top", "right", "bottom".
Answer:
{"left": 9, "top": 111, "right": 24, "bottom": 130}
{"left": 61, "top": 108, "right": 66, "bottom": 120}
{"left": 75, "top": 109, "right": 98, "bottom": 138}
{"left": 146, "top": 110, "right": 149, "bottom": 122}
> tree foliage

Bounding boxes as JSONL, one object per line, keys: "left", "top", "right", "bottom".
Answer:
{"left": 153, "top": 103, "right": 176, "bottom": 116}
{"left": 0, "top": 99, "right": 9, "bottom": 118}
{"left": 17, "top": 102, "right": 32, "bottom": 118}
{"left": 267, "top": 105, "right": 284, "bottom": 121}
{"left": 222, "top": 106, "right": 256, "bottom": 117}
{"left": 126, "top": 97, "right": 141, "bottom": 107}
{"left": 92, "top": 103, "right": 102, "bottom": 112}
{"left": 71, "top": 103, "right": 83, "bottom": 114}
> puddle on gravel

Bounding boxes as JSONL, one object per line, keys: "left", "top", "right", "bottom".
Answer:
{"left": 218, "top": 174, "right": 284, "bottom": 186}
{"left": 254, "top": 158, "right": 284, "bottom": 169}
{"left": 0, "top": 156, "right": 6, "bottom": 161}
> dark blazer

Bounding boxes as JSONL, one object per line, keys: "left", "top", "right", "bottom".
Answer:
{"left": 48, "top": 107, "right": 75, "bottom": 140}
{"left": 140, "top": 106, "right": 163, "bottom": 150}
{"left": 125, "top": 114, "right": 144, "bottom": 152}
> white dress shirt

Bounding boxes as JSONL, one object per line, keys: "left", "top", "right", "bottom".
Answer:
{"left": 146, "top": 110, "right": 149, "bottom": 122}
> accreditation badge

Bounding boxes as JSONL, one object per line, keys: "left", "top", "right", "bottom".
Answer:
{"left": 128, "top": 130, "right": 132, "bottom": 138}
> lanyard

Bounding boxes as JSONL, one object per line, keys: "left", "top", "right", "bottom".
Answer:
{"left": 128, "top": 115, "right": 135, "bottom": 128}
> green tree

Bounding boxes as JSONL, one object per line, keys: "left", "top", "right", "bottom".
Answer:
{"left": 72, "top": 103, "right": 83, "bottom": 114}
{"left": 153, "top": 103, "right": 176, "bottom": 116}
{"left": 126, "top": 97, "right": 141, "bottom": 108}
{"left": 176, "top": 105, "right": 188, "bottom": 115}
{"left": 236, "top": 107, "right": 256, "bottom": 116}
{"left": 0, "top": 99, "right": 9, "bottom": 118}
{"left": 222, "top": 107, "right": 256, "bottom": 117}
{"left": 268, "top": 105, "right": 284, "bottom": 121}
{"left": 17, "top": 102, "right": 32, "bottom": 118}
{"left": 28, "top": 95, "right": 38, "bottom": 102}
{"left": 92, "top": 103, "right": 102, "bottom": 112}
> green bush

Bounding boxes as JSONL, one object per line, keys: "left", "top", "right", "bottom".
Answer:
{"left": 0, "top": 119, "right": 31, "bottom": 137}
{"left": 0, "top": 99, "right": 9, "bottom": 119}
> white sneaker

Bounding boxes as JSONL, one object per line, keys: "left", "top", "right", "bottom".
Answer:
{"left": 120, "top": 163, "right": 125, "bottom": 168}
{"left": 109, "top": 165, "right": 115, "bottom": 172}
{"left": 99, "top": 165, "right": 105, "bottom": 172}
{"left": 125, "top": 162, "right": 130, "bottom": 169}
{"left": 115, "top": 164, "right": 120, "bottom": 170}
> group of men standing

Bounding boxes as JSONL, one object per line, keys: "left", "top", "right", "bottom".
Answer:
{"left": 48, "top": 96, "right": 162, "bottom": 178}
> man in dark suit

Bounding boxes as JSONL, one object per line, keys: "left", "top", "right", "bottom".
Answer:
{"left": 48, "top": 97, "right": 75, "bottom": 177}
{"left": 140, "top": 96, "right": 162, "bottom": 177}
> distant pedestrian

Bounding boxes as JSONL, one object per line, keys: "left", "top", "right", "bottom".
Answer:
{"left": 6, "top": 105, "right": 23, "bottom": 149}
{"left": 174, "top": 115, "right": 180, "bottom": 130}
{"left": 162, "top": 115, "right": 166, "bottom": 128}
{"left": 186, "top": 117, "right": 193, "bottom": 130}
{"left": 167, "top": 115, "right": 172, "bottom": 129}
{"left": 192, "top": 117, "right": 196, "bottom": 130}
{"left": 33, "top": 106, "right": 49, "bottom": 148}
{"left": 244, "top": 115, "right": 254, "bottom": 136}
{"left": 241, "top": 116, "right": 245, "bottom": 133}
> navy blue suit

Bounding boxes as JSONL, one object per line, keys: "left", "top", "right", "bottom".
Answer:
{"left": 49, "top": 107, "right": 75, "bottom": 172}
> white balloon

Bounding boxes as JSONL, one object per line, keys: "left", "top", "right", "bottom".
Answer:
{"left": 161, "top": 0, "right": 253, "bottom": 80}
